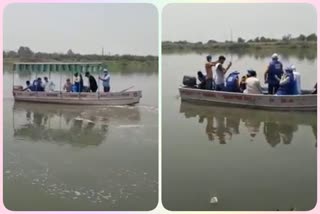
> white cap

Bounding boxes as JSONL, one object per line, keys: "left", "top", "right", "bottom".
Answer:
{"left": 103, "top": 68, "right": 108, "bottom": 72}
{"left": 290, "top": 64, "right": 296, "bottom": 70}
{"left": 271, "top": 53, "right": 278, "bottom": 59}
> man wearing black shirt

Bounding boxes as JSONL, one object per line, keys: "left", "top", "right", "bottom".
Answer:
{"left": 85, "top": 72, "right": 98, "bottom": 92}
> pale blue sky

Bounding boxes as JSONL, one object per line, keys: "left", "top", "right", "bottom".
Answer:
{"left": 163, "top": 3, "right": 317, "bottom": 42}
{"left": 4, "top": 3, "right": 158, "bottom": 55}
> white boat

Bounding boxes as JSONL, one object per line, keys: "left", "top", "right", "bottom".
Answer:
{"left": 179, "top": 86, "right": 316, "bottom": 111}
{"left": 12, "top": 62, "right": 142, "bottom": 105}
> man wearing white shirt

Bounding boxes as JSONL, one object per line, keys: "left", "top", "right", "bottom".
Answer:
{"left": 99, "top": 68, "right": 111, "bottom": 92}
{"left": 43, "top": 77, "right": 55, "bottom": 92}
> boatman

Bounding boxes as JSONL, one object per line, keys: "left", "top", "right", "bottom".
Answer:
{"left": 264, "top": 53, "right": 283, "bottom": 94}
{"left": 205, "top": 55, "right": 217, "bottom": 90}
{"left": 214, "top": 55, "right": 232, "bottom": 91}
{"left": 99, "top": 68, "right": 111, "bottom": 92}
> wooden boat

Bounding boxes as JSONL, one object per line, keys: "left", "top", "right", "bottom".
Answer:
{"left": 179, "top": 86, "right": 317, "bottom": 111}
{"left": 12, "top": 62, "right": 142, "bottom": 105}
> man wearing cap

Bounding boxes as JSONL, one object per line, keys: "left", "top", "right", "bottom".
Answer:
{"left": 276, "top": 66, "right": 295, "bottom": 95}
{"left": 205, "top": 55, "right": 217, "bottom": 90}
{"left": 244, "top": 70, "right": 263, "bottom": 94}
{"left": 264, "top": 53, "right": 283, "bottom": 94}
{"left": 99, "top": 68, "right": 111, "bottom": 92}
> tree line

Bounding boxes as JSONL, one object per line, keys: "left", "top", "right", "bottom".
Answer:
{"left": 3, "top": 47, "right": 158, "bottom": 62}
{"left": 163, "top": 33, "right": 317, "bottom": 46}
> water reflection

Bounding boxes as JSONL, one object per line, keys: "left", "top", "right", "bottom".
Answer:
{"left": 179, "top": 101, "right": 316, "bottom": 147}
{"left": 13, "top": 102, "right": 141, "bottom": 147}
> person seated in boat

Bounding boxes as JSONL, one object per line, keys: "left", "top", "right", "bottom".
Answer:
{"left": 214, "top": 55, "right": 232, "bottom": 91}
{"left": 73, "top": 73, "right": 84, "bottom": 92}
{"left": 275, "top": 66, "right": 296, "bottom": 95}
{"left": 32, "top": 77, "right": 44, "bottom": 91}
{"left": 239, "top": 75, "right": 247, "bottom": 92}
{"left": 243, "top": 70, "right": 263, "bottom": 94}
{"left": 225, "top": 71, "right": 241, "bottom": 92}
{"left": 197, "top": 71, "right": 206, "bottom": 89}
{"left": 99, "top": 68, "right": 111, "bottom": 92}
{"left": 85, "top": 71, "right": 98, "bottom": 92}
{"left": 23, "top": 80, "right": 33, "bottom": 91}
{"left": 43, "top": 76, "right": 55, "bottom": 92}
{"left": 264, "top": 53, "right": 283, "bottom": 94}
{"left": 291, "top": 65, "right": 301, "bottom": 95}
{"left": 205, "top": 55, "right": 217, "bottom": 90}
{"left": 63, "top": 78, "right": 72, "bottom": 92}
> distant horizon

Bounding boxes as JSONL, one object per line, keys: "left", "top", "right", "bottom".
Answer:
{"left": 4, "top": 4, "right": 158, "bottom": 56}
{"left": 163, "top": 3, "right": 317, "bottom": 43}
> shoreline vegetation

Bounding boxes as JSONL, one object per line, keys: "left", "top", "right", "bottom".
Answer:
{"left": 162, "top": 34, "right": 317, "bottom": 57}
{"left": 3, "top": 47, "right": 158, "bottom": 73}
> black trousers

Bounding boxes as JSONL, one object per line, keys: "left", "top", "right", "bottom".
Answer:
{"left": 104, "top": 86, "right": 110, "bottom": 92}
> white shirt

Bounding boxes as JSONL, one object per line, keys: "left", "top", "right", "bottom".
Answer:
{"left": 244, "top": 77, "right": 263, "bottom": 94}
{"left": 214, "top": 63, "right": 224, "bottom": 85}
{"left": 43, "top": 80, "right": 55, "bottom": 92}
{"left": 293, "top": 71, "right": 301, "bottom": 94}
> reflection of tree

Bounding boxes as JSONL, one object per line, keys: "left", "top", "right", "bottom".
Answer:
{"left": 180, "top": 101, "right": 316, "bottom": 147}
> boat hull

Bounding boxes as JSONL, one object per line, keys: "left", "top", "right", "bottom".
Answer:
{"left": 13, "top": 90, "right": 142, "bottom": 105}
{"left": 179, "top": 87, "right": 317, "bottom": 111}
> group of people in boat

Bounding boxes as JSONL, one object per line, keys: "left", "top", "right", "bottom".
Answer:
{"left": 23, "top": 68, "right": 111, "bottom": 93}
{"left": 198, "top": 53, "right": 317, "bottom": 95}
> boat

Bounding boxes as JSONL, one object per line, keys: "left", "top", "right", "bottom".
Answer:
{"left": 179, "top": 86, "right": 317, "bottom": 111}
{"left": 12, "top": 62, "right": 142, "bottom": 105}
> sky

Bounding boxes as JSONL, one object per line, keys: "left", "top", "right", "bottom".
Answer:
{"left": 162, "top": 3, "right": 317, "bottom": 42}
{"left": 4, "top": 3, "right": 158, "bottom": 56}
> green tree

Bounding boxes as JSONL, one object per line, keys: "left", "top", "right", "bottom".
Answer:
{"left": 237, "top": 37, "right": 245, "bottom": 43}
{"left": 306, "top": 33, "right": 317, "bottom": 41}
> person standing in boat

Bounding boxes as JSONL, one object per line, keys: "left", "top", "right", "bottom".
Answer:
{"left": 275, "top": 66, "right": 296, "bottom": 95}
{"left": 264, "top": 53, "right": 283, "bottom": 94}
{"left": 205, "top": 55, "right": 217, "bottom": 90}
{"left": 43, "top": 76, "right": 55, "bottom": 92}
{"left": 85, "top": 71, "right": 98, "bottom": 92}
{"left": 243, "top": 70, "right": 263, "bottom": 94}
{"left": 214, "top": 55, "right": 232, "bottom": 91}
{"left": 99, "top": 68, "right": 111, "bottom": 92}
{"left": 73, "top": 73, "right": 83, "bottom": 92}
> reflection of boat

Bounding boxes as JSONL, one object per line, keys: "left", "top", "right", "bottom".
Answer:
{"left": 12, "top": 62, "right": 142, "bottom": 105}
{"left": 179, "top": 101, "right": 316, "bottom": 146}
{"left": 179, "top": 86, "right": 316, "bottom": 111}
{"left": 13, "top": 102, "right": 141, "bottom": 147}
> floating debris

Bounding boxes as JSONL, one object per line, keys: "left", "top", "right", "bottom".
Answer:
{"left": 210, "top": 196, "right": 218, "bottom": 204}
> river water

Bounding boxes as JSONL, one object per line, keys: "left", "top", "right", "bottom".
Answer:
{"left": 3, "top": 66, "right": 158, "bottom": 211}
{"left": 162, "top": 52, "right": 317, "bottom": 211}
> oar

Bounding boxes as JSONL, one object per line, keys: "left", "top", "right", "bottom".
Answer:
{"left": 120, "top": 86, "right": 134, "bottom": 93}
